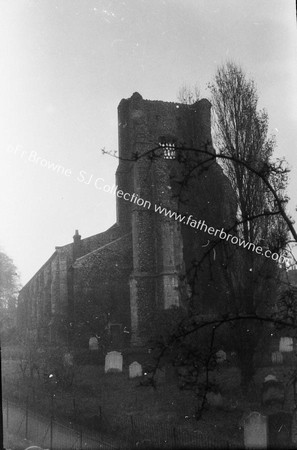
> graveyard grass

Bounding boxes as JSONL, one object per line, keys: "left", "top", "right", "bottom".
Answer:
{"left": 2, "top": 355, "right": 265, "bottom": 448}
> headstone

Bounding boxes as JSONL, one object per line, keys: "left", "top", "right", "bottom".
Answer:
{"left": 25, "top": 447, "right": 47, "bottom": 450}
{"left": 216, "top": 350, "right": 227, "bottom": 363}
{"left": 279, "top": 337, "right": 293, "bottom": 353}
{"left": 243, "top": 411, "right": 267, "bottom": 448}
{"left": 104, "top": 351, "right": 123, "bottom": 373}
{"left": 262, "top": 380, "right": 285, "bottom": 407}
{"left": 268, "top": 411, "right": 292, "bottom": 448}
{"left": 89, "top": 337, "right": 99, "bottom": 351}
{"left": 264, "top": 374, "right": 277, "bottom": 382}
{"left": 271, "top": 351, "right": 283, "bottom": 365}
{"left": 129, "top": 361, "right": 142, "bottom": 378}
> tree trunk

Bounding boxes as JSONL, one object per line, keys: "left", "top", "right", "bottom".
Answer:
{"left": 234, "top": 320, "right": 259, "bottom": 389}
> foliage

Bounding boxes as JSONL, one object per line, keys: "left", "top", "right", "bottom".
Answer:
{"left": 0, "top": 249, "right": 20, "bottom": 342}
{"left": 18, "top": 334, "right": 78, "bottom": 390}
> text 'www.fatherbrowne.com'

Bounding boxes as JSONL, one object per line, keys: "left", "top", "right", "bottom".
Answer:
{"left": 154, "top": 203, "right": 289, "bottom": 265}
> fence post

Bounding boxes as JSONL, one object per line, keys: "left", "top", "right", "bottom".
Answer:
{"left": 79, "top": 428, "right": 83, "bottom": 450}
{"left": 130, "top": 415, "right": 134, "bottom": 434}
{"left": 25, "top": 396, "right": 29, "bottom": 439}
{"left": 50, "top": 415, "right": 53, "bottom": 450}
{"left": 173, "top": 426, "right": 177, "bottom": 447}
{"left": 130, "top": 415, "right": 136, "bottom": 445}
{"left": 73, "top": 398, "right": 76, "bottom": 421}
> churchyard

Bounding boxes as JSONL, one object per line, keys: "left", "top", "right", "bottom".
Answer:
{"left": 2, "top": 345, "right": 297, "bottom": 448}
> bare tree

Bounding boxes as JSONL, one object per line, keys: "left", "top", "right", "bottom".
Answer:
{"left": 177, "top": 83, "right": 200, "bottom": 104}
{"left": 206, "top": 62, "right": 290, "bottom": 386}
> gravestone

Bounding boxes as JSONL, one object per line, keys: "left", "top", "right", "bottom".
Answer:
{"left": 262, "top": 380, "right": 285, "bottom": 407}
{"left": 279, "top": 337, "right": 293, "bottom": 352}
{"left": 268, "top": 411, "right": 292, "bottom": 448}
{"left": 129, "top": 361, "right": 142, "bottom": 378}
{"left": 25, "top": 447, "right": 47, "bottom": 450}
{"left": 104, "top": 351, "right": 123, "bottom": 373}
{"left": 264, "top": 374, "right": 277, "bottom": 383}
{"left": 271, "top": 351, "right": 283, "bottom": 365}
{"left": 243, "top": 411, "right": 267, "bottom": 448}
{"left": 216, "top": 349, "right": 227, "bottom": 363}
{"left": 89, "top": 337, "right": 99, "bottom": 351}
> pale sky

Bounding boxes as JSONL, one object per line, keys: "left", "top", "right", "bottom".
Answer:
{"left": 0, "top": 0, "right": 297, "bottom": 284}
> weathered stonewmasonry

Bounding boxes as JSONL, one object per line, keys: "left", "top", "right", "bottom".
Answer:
{"left": 117, "top": 93, "right": 236, "bottom": 343}
{"left": 17, "top": 224, "right": 123, "bottom": 344}
{"left": 17, "top": 92, "right": 236, "bottom": 348}
{"left": 72, "top": 233, "right": 133, "bottom": 349}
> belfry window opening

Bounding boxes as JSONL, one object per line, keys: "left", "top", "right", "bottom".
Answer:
{"left": 159, "top": 141, "right": 176, "bottom": 160}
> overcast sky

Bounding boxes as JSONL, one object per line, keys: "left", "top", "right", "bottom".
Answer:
{"left": 1, "top": 0, "right": 297, "bottom": 284}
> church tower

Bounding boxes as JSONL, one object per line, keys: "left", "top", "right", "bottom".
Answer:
{"left": 116, "top": 93, "right": 215, "bottom": 345}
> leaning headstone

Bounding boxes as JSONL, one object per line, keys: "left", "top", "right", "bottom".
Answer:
{"left": 129, "top": 361, "right": 142, "bottom": 378}
{"left": 216, "top": 350, "right": 227, "bottom": 363}
{"left": 89, "top": 337, "right": 98, "bottom": 351}
{"left": 244, "top": 411, "right": 267, "bottom": 448}
{"left": 268, "top": 411, "right": 292, "bottom": 448}
{"left": 271, "top": 351, "right": 283, "bottom": 365}
{"left": 104, "top": 351, "right": 123, "bottom": 373}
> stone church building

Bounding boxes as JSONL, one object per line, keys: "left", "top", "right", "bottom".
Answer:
{"left": 17, "top": 92, "right": 235, "bottom": 349}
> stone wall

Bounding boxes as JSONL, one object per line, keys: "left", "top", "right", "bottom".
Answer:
{"left": 72, "top": 233, "right": 133, "bottom": 348}
{"left": 17, "top": 225, "right": 124, "bottom": 344}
